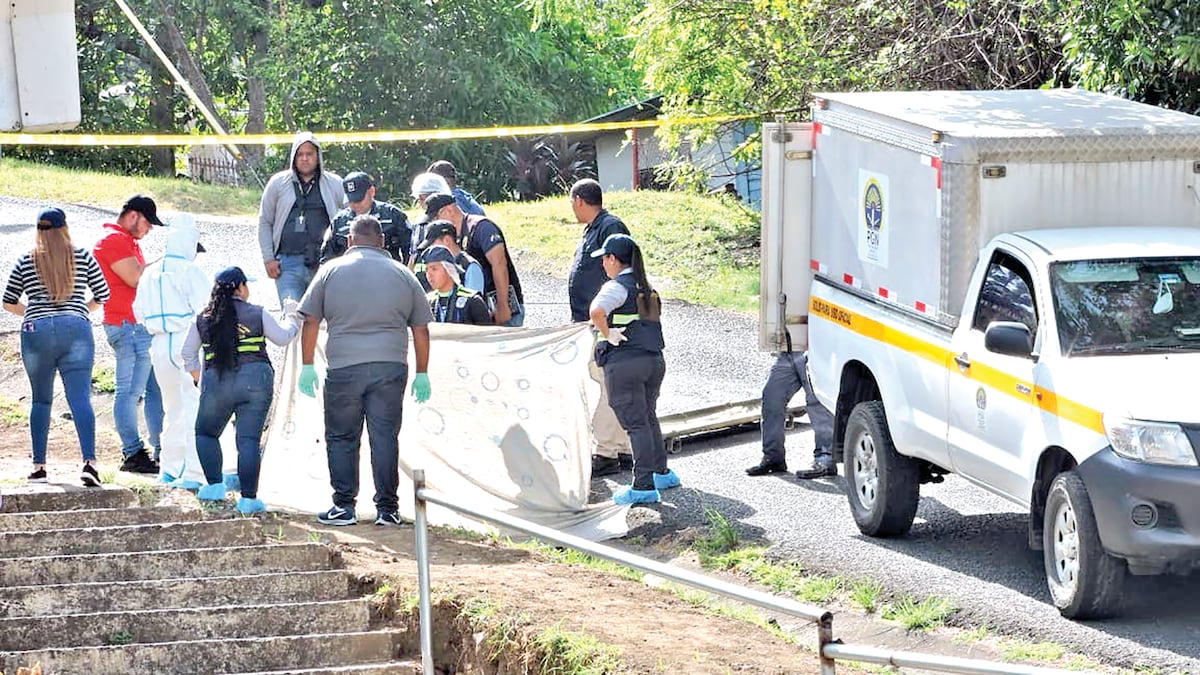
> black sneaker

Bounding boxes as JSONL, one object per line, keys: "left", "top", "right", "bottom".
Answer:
{"left": 746, "top": 460, "right": 788, "bottom": 476}
{"left": 591, "top": 455, "right": 622, "bottom": 478}
{"left": 27, "top": 468, "right": 47, "bottom": 484}
{"left": 795, "top": 460, "right": 837, "bottom": 480}
{"left": 316, "top": 505, "right": 357, "bottom": 526}
{"left": 81, "top": 464, "right": 101, "bottom": 488}
{"left": 375, "top": 511, "right": 405, "bottom": 527}
{"left": 618, "top": 454, "right": 634, "bottom": 470}
{"left": 119, "top": 451, "right": 158, "bottom": 475}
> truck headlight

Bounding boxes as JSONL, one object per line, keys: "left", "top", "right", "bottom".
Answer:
{"left": 1103, "top": 415, "right": 1198, "bottom": 466}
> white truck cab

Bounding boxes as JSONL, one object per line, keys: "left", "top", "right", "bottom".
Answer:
{"left": 761, "top": 90, "right": 1200, "bottom": 618}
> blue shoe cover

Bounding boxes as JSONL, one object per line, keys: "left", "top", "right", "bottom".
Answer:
{"left": 223, "top": 473, "right": 242, "bottom": 492}
{"left": 157, "top": 472, "right": 178, "bottom": 484}
{"left": 236, "top": 497, "right": 266, "bottom": 514}
{"left": 613, "top": 487, "right": 660, "bottom": 505}
{"left": 197, "top": 483, "right": 227, "bottom": 502}
{"left": 652, "top": 469, "right": 681, "bottom": 490}
{"left": 168, "top": 477, "right": 203, "bottom": 491}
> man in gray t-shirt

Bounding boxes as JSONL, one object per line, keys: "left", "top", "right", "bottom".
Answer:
{"left": 296, "top": 215, "right": 434, "bottom": 527}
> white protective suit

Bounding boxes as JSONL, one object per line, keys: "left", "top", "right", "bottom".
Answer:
{"left": 133, "top": 214, "right": 210, "bottom": 486}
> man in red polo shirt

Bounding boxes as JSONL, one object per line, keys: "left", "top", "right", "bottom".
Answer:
{"left": 93, "top": 195, "right": 164, "bottom": 474}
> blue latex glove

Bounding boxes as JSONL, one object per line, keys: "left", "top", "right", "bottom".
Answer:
{"left": 298, "top": 364, "right": 318, "bottom": 398}
{"left": 412, "top": 372, "right": 431, "bottom": 403}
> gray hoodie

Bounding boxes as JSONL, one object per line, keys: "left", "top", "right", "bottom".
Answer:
{"left": 257, "top": 132, "right": 345, "bottom": 261}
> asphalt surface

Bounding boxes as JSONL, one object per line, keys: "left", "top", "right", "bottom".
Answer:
{"left": 2, "top": 195, "right": 1198, "bottom": 671}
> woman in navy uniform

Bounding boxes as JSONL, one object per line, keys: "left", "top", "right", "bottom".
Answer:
{"left": 588, "top": 234, "right": 677, "bottom": 504}
{"left": 182, "top": 267, "right": 300, "bottom": 513}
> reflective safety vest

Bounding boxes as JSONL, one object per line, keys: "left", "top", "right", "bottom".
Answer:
{"left": 595, "top": 273, "right": 664, "bottom": 366}
{"left": 427, "top": 285, "right": 488, "bottom": 324}
{"left": 197, "top": 298, "right": 270, "bottom": 368}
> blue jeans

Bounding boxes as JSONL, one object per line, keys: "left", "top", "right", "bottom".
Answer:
{"left": 761, "top": 352, "right": 835, "bottom": 465}
{"left": 194, "top": 361, "right": 274, "bottom": 499}
{"left": 324, "top": 361, "right": 407, "bottom": 513}
{"left": 103, "top": 322, "right": 163, "bottom": 458}
{"left": 275, "top": 253, "right": 314, "bottom": 305}
{"left": 20, "top": 315, "right": 97, "bottom": 463}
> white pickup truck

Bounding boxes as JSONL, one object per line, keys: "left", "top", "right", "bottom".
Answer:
{"left": 760, "top": 89, "right": 1200, "bottom": 618}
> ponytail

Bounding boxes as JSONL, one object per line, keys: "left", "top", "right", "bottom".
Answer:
{"left": 201, "top": 282, "right": 240, "bottom": 373}
{"left": 628, "top": 242, "right": 660, "bottom": 322}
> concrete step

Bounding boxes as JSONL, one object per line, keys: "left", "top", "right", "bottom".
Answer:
{"left": 229, "top": 663, "right": 420, "bottom": 675}
{"left": 0, "top": 570, "right": 356, "bottom": 618}
{"left": 0, "top": 599, "right": 371, "bottom": 651}
{"left": 0, "top": 518, "right": 263, "bottom": 558}
{"left": 0, "top": 484, "right": 136, "bottom": 513}
{"left": 0, "top": 505, "right": 195, "bottom": 532}
{"left": 1, "top": 630, "right": 399, "bottom": 675}
{"left": 2, "top": 543, "right": 340, "bottom": 586}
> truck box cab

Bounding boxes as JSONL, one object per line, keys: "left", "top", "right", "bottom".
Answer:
{"left": 761, "top": 89, "right": 1200, "bottom": 618}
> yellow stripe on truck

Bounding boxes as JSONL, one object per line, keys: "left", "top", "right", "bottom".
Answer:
{"left": 810, "top": 296, "right": 1105, "bottom": 435}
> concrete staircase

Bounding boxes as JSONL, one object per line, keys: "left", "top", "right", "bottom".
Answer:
{"left": 0, "top": 485, "right": 419, "bottom": 674}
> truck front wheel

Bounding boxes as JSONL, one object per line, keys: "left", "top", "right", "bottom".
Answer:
{"left": 1043, "top": 472, "right": 1126, "bottom": 619}
{"left": 844, "top": 401, "right": 920, "bottom": 537}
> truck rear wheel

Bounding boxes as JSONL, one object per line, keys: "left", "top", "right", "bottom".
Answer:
{"left": 844, "top": 401, "right": 920, "bottom": 536}
{"left": 1043, "top": 472, "right": 1126, "bottom": 619}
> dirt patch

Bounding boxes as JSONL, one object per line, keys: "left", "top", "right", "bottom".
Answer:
{"left": 275, "top": 518, "right": 834, "bottom": 674}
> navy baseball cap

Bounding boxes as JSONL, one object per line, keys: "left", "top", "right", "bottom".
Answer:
{"left": 420, "top": 220, "right": 458, "bottom": 249}
{"left": 215, "top": 266, "right": 248, "bottom": 287}
{"left": 590, "top": 233, "right": 636, "bottom": 263}
{"left": 36, "top": 207, "right": 67, "bottom": 230}
{"left": 343, "top": 171, "right": 373, "bottom": 202}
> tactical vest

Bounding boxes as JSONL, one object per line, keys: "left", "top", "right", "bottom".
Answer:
{"left": 427, "top": 285, "right": 485, "bottom": 324}
{"left": 595, "top": 273, "right": 665, "bottom": 366}
{"left": 197, "top": 299, "right": 270, "bottom": 369}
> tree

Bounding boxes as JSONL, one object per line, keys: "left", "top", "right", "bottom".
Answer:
{"left": 1054, "top": 0, "right": 1200, "bottom": 113}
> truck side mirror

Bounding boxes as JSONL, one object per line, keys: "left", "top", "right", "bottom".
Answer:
{"left": 985, "top": 321, "right": 1034, "bottom": 358}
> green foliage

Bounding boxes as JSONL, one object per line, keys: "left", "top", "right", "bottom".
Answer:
{"left": 667, "top": 583, "right": 798, "bottom": 645}
{"left": 92, "top": 364, "right": 117, "bottom": 394}
{"left": 106, "top": 630, "right": 135, "bottom": 645}
{"left": 1055, "top": 0, "right": 1200, "bottom": 112}
{"left": 1000, "top": 640, "right": 1065, "bottom": 663}
{"left": 632, "top": 0, "right": 1061, "bottom": 152}
{"left": 0, "top": 396, "right": 28, "bottom": 427}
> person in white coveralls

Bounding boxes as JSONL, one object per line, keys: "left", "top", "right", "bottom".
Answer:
{"left": 133, "top": 214, "right": 210, "bottom": 488}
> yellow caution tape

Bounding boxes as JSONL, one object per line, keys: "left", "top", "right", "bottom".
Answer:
{"left": 0, "top": 114, "right": 755, "bottom": 147}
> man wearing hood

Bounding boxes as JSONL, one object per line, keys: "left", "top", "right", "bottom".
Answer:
{"left": 134, "top": 214, "right": 210, "bottom": 488}
{"left": 258, "top": 132, "right": 345, "bottom": 304}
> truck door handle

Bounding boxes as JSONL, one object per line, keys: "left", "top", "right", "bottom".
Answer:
{"left": 954, "top": 353, "right": 971, "bottom": 370}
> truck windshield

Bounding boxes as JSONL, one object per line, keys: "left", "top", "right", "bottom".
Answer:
{"left": 1050, "top": 257, "right": 1200, "bottom": 356}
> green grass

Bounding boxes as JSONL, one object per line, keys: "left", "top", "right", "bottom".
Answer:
{"left": 1000, "top": 640, "right": 1064, "bottom": 663}
{"left": 848, "top": 579, "right": 884, "bottom": 614}
{"left": 491, "top": 191, "right": 761, "bottom": 313}
{"left": 667, "top": 583, "right": 798, "bottom": 645}
{"left": 0, "top": 395, "right": 28, "bottom": 426}
{"left": 105, "top": 631, "right": 134, "bottom": 646}
{"left": 91, "top": 365, "right": 116, "bottom": 394}
{"left": 0, "top": 157, "right": 260, "bottom": 216}
{"left": 509, "top": 538, "right": 644, "bottom": 583}
{"left": 532, "top": 625, "right": 625, "bottom": 674}
{"left": 880, "top": 596, "right": 957, "bottom": 632}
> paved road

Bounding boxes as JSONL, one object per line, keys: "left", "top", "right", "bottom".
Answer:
{"left": 2, "top": 195, "right": 1198, "bottom": 671}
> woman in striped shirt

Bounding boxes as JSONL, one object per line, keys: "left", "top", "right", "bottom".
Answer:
{"left": 2, "top": 208, "right": 110, "bottom": 486}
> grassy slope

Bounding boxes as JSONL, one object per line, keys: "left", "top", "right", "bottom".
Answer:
{"left": 0, "top": 158, "right": 762, "bottom": 313}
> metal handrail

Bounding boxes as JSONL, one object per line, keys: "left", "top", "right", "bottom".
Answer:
{"left": 412, "top": 470, "right": 1074, "bottom": 675}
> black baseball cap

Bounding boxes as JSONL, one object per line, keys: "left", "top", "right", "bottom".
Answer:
{"left": 424, "top": 192, "right": 456, "bottom": 218}
{"left": 420, "top": 220, "right": 458, "bottom": 249}
{"left": 121, "top": 194, "right": 163, "bottom": 226}
{"left": 36, "top": 207, "right": 67, "bottom": 230}
{"left": 590, "top": 233, "right": 637, "bottom": 263}
{"left": 343, "top": 171, "right": 373, "bottom": 202}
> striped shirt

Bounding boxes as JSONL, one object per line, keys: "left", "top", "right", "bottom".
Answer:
{"left": 3, "top": 248, "right": 110, "bottom": 321}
